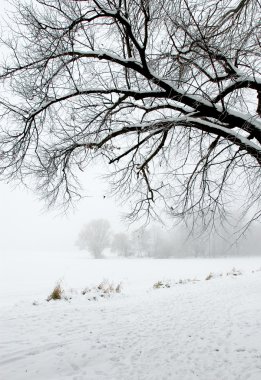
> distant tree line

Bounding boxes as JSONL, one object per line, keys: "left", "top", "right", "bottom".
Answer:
{"left": 76, "top": 218, "right": 261, "bottom": 259}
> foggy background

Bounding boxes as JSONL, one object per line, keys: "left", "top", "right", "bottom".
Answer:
{"left": 0, "top": 170, "right": 123, "bottom": 252}
{"left": 0, "top": 0, "right": 260, "bottom": 256}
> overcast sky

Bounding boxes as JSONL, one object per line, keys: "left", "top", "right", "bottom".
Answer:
{"left": 0, "top": 176, "right": 124, "bottom": 252}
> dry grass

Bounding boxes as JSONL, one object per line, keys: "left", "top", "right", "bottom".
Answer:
{"left": 96, "top": 280, "right": 122, "bottom": 295}
{"left": 205, "top": 272, "right": 214, "bottom": 281}
{"left": 47, "top": 283, "right": 64, "bottom": 301}
{"left": 153, "top": 278, "right": 199, "bottom": 289}
{"left": 81, "top": 280, "right": 122, "bottom": 300}
{"left": 177, "top": 278, "right": 199, "bottom": 284}
{"left": 153, "top": 281, "right": 170, "bottom": 289}
{"left": 205, "top": 272, "right": 223, "bottom": 281}
{"left": 227, "top": 267, "right": 242, "bottom": 277}
{"left": 82, "top": 287, "right": 91, "bottom": 295}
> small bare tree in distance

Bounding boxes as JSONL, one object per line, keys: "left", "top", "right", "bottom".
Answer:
{"left": 111, "top": 232, "right": 131, "bottom": 257}
{"left": 76, "top": 219, "right": 111, "bottom": 258}
{"left": 0, "top": 0, "right": 260, "bottom": 229}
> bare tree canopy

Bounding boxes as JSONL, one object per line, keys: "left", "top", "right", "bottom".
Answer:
{"left": 76, "top": 218, "right": 111, "bottom": 258}
{"left": 111, "top": 232, "right": 131, "bottom": 256}
{"left": 0, "top": 0, "right": 260, "bottom": 226}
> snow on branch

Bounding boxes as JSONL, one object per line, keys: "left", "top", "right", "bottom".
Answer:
{"left": 0, "top": 0, "right": 260, "bottom": 228}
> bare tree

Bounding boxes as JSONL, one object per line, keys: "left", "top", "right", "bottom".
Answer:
{"left": 0, "top": 0, "right": 260, "bottom": 228}
{"left": 76, "top": 219, "right": 111, "bottom": 258}
{"left": 111, "top": 232, "right": 131, "bottom": 256}
{"left": 137, "top": 226, "right": 167, "bottom": 258}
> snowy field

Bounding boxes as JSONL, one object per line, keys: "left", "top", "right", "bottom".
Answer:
{"left": 1, "top": 251, "right": 261, "bottom": 380}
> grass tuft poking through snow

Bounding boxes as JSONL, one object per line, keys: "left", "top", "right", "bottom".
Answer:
{"left": 205, "top": 272, "right": 214, "bottom": 280}
{"left": 205, "top": 272, "right": 222, "bottom": 280}
{"left": 45, "top": 281, "right": 123, "bottom": 303}
{"left": 94, "top": 280, "right": 122, "bottom": 297}
{"left": 153, "top": 268, "right": 244, "bottom": 289}
{"left": 46, "top": 283, "right": 64, "bottom": 302}
{"left": 153, "top": 281, "right": 171, "bottom": 289}
{"left": 227, "top": 267, "right": 242, "bottom": 277}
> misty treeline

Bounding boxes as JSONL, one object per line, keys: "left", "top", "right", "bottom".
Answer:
{"left": 76, "top": 218, "right": 261, "bottom": 259}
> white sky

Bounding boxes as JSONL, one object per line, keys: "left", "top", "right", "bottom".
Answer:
{"left": 0, "top": 176, "right": 124, "bottom": 252}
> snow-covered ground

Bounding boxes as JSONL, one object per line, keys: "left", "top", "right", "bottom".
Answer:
{"left": 1, "top": 251, "right": 261, "bottom": 379}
